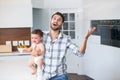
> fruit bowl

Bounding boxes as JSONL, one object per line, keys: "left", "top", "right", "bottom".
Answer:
{"left": 17, "top": 44, "right": 27, "bottom": 54}
{"left": 17, "top": 48, "right": 26, "bottom": 54}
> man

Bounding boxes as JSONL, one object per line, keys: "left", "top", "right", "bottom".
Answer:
{"left": 42, "top": 12, "right": 96, "bottom": 80}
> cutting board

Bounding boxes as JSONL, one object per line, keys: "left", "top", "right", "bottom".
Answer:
{"left": 0, "top": 45, "right": 12, "bottom": 53}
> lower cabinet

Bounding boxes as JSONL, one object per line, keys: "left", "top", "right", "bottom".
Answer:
{"left": 0, "top": 55, "right": 36, "bottom": 80}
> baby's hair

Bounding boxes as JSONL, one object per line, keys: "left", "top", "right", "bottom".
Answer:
{"left": 31, "top": 29, "right": 43, "bottom": 37}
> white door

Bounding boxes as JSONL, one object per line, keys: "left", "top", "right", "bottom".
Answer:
{"left": 50, "top": 8, "right": 84, "bottom": 74}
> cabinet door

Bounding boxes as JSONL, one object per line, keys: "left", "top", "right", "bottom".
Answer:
{"left": 0, "top": 56, "right": 35, "bottom": 80}
{"left": 50, "top": 8, "right": 84, "bottom": 74}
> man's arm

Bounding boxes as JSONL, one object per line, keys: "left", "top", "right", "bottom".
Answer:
{"left": 79, "top": 27, "right": 96, "bottom": 54}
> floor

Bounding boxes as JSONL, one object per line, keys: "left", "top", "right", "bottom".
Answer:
{"left": 68, "top": 73, "right": 94, "bottom": 80}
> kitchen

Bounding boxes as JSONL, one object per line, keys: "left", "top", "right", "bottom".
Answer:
{"left": 0, "top": 0, "right": 120, "bottom": 80}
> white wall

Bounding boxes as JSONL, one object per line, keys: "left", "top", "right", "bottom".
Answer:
{"left": 44, "top": 0, "right": 83, "bottom": 8}
{"left": 31, "top": 0, "right": 44, "bottom": 8}
{"left": 0, "top": 0, "right": 32, "bottom": 28}
{"left": 83, "top": 0, "right": 120, "bottom": 80}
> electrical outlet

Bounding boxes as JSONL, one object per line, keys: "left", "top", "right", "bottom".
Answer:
{"left": 12, "top": 41, "right": 18, "bottom": 46}
{"left": 24, "top": 40, "right": 30, "bottom": 46}
{"left": 6, "top": 41, "right": 11, "bottom": 45}
{"left": 18, "top": 40, "right": 24, "bottom": 45}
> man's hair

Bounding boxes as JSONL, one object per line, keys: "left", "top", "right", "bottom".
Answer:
{"left": 51, "top": 12, "right": 64, "bottom": 22}
{"left": 31, "top": 29, "right": 43, "bottom": 37}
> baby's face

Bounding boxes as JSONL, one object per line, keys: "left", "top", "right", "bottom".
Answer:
{"left": 31, "top": 34, "right": 42, "bottom": 44}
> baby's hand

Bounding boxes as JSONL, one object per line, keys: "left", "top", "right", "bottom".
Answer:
{"left": 34, "top": 45, "right": 37, "bottom": 50}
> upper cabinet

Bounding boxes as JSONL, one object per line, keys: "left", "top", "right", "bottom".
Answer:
{"left": 44, "top": 0, "right": 83, "bottom": 8}
{"left": 0, "top": 0, "right": 32, "bottom": 28}
{"left": 31, "top": 0, "right": 44, "bottom": 8}
{"left": 31, "top": 0, "right": 83, "bottom": 9}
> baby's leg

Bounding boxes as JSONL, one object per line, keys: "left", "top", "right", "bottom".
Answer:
{"left": 28, "top": 58, "right": 37, "bottom": 75}
{"left": 37, "top": 58, "right": 43, "bottom": 69}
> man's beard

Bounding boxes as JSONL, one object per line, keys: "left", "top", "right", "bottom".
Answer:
{"left": 50, "top": 25, "right": 62, "bottom": 31}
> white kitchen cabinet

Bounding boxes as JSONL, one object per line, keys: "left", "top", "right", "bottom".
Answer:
{"left": 0, "top": 0, "right": 32, "bottom": 28}
{"left": 0, "top": 54, "right": 36, "bottom": 80}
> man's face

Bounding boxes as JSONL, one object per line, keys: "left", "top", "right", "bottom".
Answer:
{"left": 50, "top": 14, "right": 63, "bottom": 31}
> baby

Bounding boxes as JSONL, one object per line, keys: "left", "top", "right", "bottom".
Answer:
{"left": 23, "top": 29, "right": 45, "bottom": 80}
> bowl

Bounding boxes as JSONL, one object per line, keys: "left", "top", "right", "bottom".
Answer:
{"left": 17, "top": 48, "right": 25, "bottom": 53}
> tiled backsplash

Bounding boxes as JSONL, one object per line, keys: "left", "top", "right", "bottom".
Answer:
{"left": 0, "top": 27, "right": 31, "bottom": 51}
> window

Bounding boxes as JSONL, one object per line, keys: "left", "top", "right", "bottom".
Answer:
{"left": 61, "top": 13, "right": 76, "bottom": 39}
